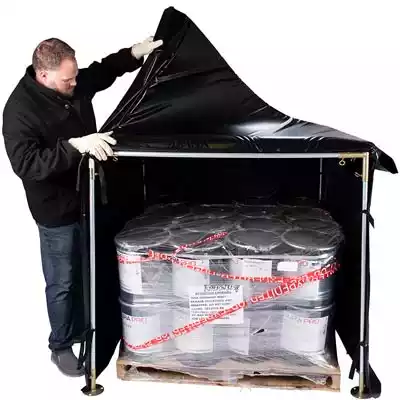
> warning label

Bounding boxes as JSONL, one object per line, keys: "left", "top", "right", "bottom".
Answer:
{"left": 189, "top": 284, "right": 244, "bottom": 325}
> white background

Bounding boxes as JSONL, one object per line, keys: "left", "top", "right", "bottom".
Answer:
{"left": 0, "top": 1, "right": 399, "bottom": 399}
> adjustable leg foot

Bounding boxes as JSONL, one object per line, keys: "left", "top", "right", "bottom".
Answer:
{"left": 81, "top": 384, "right": 104, "bottom": 396}
{"left": 351, "top": 386, "right": 373, "bottom": 399}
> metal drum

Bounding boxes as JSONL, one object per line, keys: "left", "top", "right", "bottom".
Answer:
{"left": 180, "top": 216, "right": 233, "bottom": 233}
{"left": 120, "top": 295, "right": 173, "bottom": 360}
{"left": 279, "top": 228, "right": 342, "bottom": 304}
{"left": 225, "top": 229, "right": 282, "bottom": 301}
{"left": 291, "top": 217, "right": 342, "bottom": 236}
{"left": 190, "top": 204, "right": 237, "bottom": 219}
{"left": 282, "top": 206, "right": 333, "bottom": 222}
{"left": 170, "top": 220, "right": 231, "bottom": 299}
{"left": 280, "top": 302, "right": 334, "bottom": 354}
{"left": 115, "top": 227, "right": 172, "bottom": 299}
{"left": 227, "top": 303, "right": 285, "bottom": 362}
{"left": 173, "top": 302, "right": 218, "bottom": 367}
{"left": 238, "top": 216, "right": 291, "bottom": 234}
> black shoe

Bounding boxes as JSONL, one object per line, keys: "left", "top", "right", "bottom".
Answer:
{"left": 51, "top": 348, "right": 85, "bottom": 377}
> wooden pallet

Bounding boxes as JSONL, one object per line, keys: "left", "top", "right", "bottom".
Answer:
{"left": 116, "top": 358, "right": 341, "bottom": 392}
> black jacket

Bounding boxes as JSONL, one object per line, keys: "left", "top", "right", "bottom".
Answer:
{"left": 2, "top": 47, "right": 143, "bottom": 227}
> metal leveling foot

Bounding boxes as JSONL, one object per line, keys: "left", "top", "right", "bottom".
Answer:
{"left": 81, "top": 384, "right": 104, "bottom": 396}
{"left": 351, "top": 386, "right": 375, "bottom": 399}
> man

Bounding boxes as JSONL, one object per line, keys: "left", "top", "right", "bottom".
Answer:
{"left": 1, "top": 36, "right": 162, "bottom": 377}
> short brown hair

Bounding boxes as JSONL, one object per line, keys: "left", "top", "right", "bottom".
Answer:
{"left": 32, "top": 38, "right": 75, "bottom": 71}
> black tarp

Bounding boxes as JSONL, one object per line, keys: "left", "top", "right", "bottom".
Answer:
{"left": 81, "top": 6, "right": 397, "bottom": 397}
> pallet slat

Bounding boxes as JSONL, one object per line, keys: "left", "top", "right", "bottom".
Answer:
{"left": 116, "top": 359, "right": 341, "bottom": 392}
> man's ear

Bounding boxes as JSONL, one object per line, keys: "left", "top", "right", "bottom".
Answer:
{"left": 37, "top": 69, "right": 47, "bottom": 81}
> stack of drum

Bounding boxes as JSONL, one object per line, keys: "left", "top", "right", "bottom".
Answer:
{"left": 114, "top": 201, "right": 343, "bottom": 378}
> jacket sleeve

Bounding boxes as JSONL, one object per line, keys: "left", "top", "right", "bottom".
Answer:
{"left": 2, "top": 105, "right": 81, "bottom": 181}
{"left": 75, "top": 47, "right": 144, "bottom": 98}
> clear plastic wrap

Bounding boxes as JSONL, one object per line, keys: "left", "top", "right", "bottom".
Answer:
{"left": 115, "top": 201, "right": 344, "bottom": 384}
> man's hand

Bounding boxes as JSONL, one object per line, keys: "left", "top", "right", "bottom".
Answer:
{"left": 131, "top": 36, "right": 163, "bottom": 60}
{"left": 68, "top": 131, "right": 116, "bottom": 161}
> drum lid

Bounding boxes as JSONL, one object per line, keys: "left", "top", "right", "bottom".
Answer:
{"left": 191, "top": 204, "right": 236, "bottom": 218}
{"left": 115, "top": 227, "right": 171, "bottom": 253}
{"left": 239, "top": 217, "right": 289, "bottom": 233}
{"left": 283, "top": 206, "right": 332, "bottom": 221}
{"left": 182, "top": 217, "right": 231, "bottom": 233}
{"left": 292, "top": 217, "right": 340, "bottom": 233}
{"left": 169, "top": 230, "right": 224, "bottom": 253}
{"left": 281, "top": 228, "right": 340, "bottom": 252}
{"left": 226, "top": 229, "right": 281, "bottom": 252}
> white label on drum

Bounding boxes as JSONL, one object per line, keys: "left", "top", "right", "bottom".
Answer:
{"left": 122, "top": 312, "right": 161, "bottom": 353}
{"left": 189, "top": 284, "right": 244, "bottom": 324}
{"left": 228, "top": 318, "right": 250, "bottom": 355}
{"left": 119, "top": 256, "right": 143, "bottom": 294}
{"left": 173, "top": 259, "right": 210, "bottom": 297}
{"left": 241, "top": 259, "right": 273, "bottom": 277}
{"left": 277, "top": 261, "right": 298, "bottom": 272}
{"left": 280, "top": 311, "right": 329, "bottom": 353}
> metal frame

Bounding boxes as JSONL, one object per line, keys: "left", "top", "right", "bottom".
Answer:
{"left": 84, "top": 150, "right": 371, "bottom": 398}
{"left": 81, "top": 157, "right": 104, "bottom": 396}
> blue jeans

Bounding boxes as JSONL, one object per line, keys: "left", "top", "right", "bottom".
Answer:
{"left": 38, "top": 222, "right": 85, "bottom": 351}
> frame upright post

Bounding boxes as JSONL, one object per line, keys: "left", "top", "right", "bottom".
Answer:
{"left": 82, "top": 157, "right": 104, "bottom": 396}
{"left": 351, "top": 152, "right": 372, "bottom": 398}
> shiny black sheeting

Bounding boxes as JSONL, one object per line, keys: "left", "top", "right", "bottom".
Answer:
{"left": 86, "top": 6, "right": 397, "bottom": 396}
{"left": 100, "top": 6, "right": 396, "bottom": 174}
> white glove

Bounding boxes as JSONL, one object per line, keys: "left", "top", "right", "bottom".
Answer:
{"left": 68, "top": 131, "right": 116, "bottom": 161}
{"left": 131, "top": 36, "right": 163, "bottom": 59}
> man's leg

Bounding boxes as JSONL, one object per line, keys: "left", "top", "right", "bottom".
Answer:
{"left": 38, "top": 222, "right": 85, "bottom": 377}
{"left": 71, "top": 230, "right": 85, "bottom": 344}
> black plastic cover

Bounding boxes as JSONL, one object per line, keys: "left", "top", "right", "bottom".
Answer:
{"left": 86, "top": 6, "right": 398, "bottom": 396}
{"left": 100, "top": 6, "right": 396, "bottom": 174}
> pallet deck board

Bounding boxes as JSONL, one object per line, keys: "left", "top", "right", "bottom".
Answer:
{"left": 116, "top": 358, "right": 341, "bottom": 392}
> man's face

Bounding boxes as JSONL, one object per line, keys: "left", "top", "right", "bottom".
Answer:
{"left": 39, "top": 57, "right": 78, "bottom": 96}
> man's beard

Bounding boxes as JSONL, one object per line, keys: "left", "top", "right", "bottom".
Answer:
{"left": 47, "top": 81, "right": 74, "bottom": 97}
{"left": 60, "top": 87, "right": 75, "bottom": 97}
